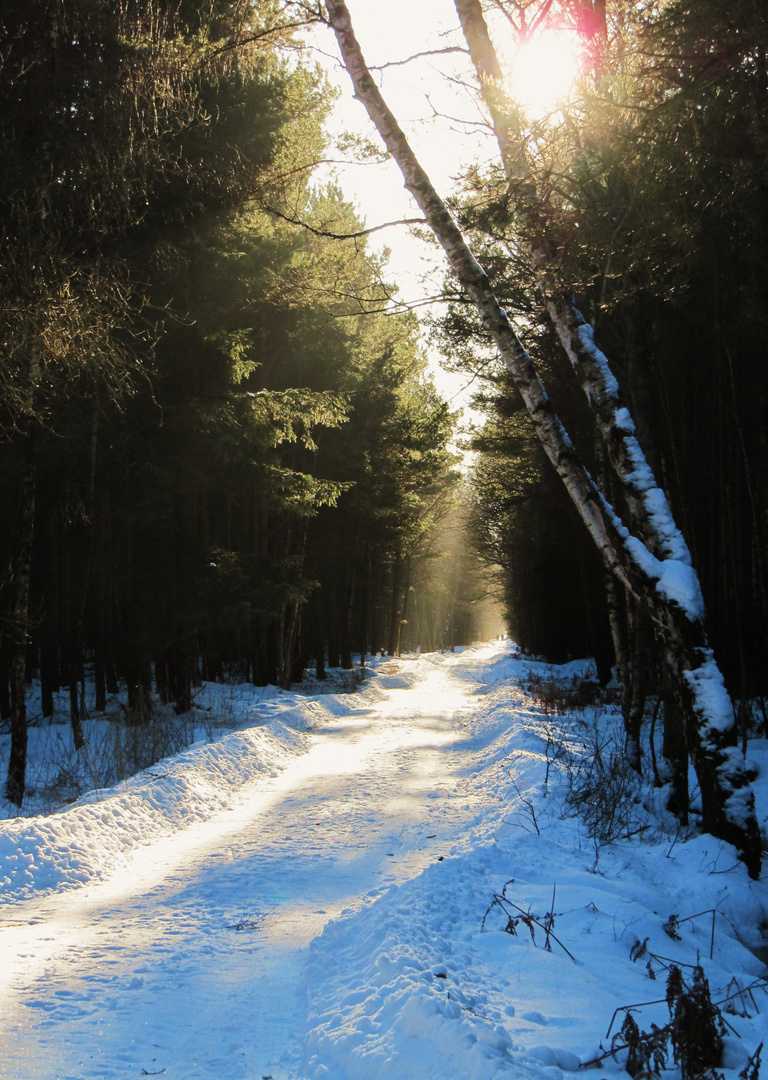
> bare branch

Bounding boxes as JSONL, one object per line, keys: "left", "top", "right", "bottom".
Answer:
{"left": 264, "top": 205, "right": 426, "bottom": 240}
{"left": 370, "top": 47, "right": 469, "bottom": 71}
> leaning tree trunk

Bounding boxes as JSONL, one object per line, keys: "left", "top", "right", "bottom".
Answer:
{"left": 325, "top": 0, "right": 762, "bottom": 878}
{"left": 453, "top": 0, "right": 760, "bottom": 855}
{"left": 454, "top": 0, "right": 694, "bottom": 569}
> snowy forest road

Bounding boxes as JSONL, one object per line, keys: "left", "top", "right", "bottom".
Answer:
{"left": 0, "top": 651, "right": 492, "bottom": 1080}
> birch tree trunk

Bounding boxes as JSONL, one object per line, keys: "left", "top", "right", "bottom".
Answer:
{"left": 454, "top": 0, "right": 692, "bottom": 569}
{"left": 452, "top": 0, "right": 760, "bottom": 853}
{"left": 325, "top": 0, "right": 762, "bottom": 878}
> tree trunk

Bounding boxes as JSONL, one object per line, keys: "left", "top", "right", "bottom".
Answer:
{"left": 454, "top": 0, "right": 695, "bottom": 570}
{"left": 625, "top": 604, "right": 651, "bottom": 772}
{"left": 63, "top": 542, "right": 85, "bottom": 750}
{"left": 341, "top": 573, "right": 355, "bottom": 669}
{"left": 326, "top": 0, "right": 762, "bottom": 878}
{"left": 663, "top": 696, "right": 689, "bottom": 823}
{"left": 387, "top": 552, "right": 403, "bottom": 657}
{"left": 0, "top": 643, "right": 11, "bottom": 725}
{"left": 327, "top": 581, "right": 341, "bottom": 669}
{"left": 314, "top": 616, "right": 326, "bottom": 681}
{"left": 397, "top": 554, "right": 412, "bottom": 657}
{"left": 453, "top": 0, "right": 761, "bottom": 851}
{"left": 5, "top": 433, "right": 36, "bottom": 806}
{"left": 39, "top": 516, "right": 60, "bottom": 720}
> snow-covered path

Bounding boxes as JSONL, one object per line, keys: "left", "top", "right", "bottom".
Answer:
{"left": 0, "top": 652, "right": 488, "bottom": 1080}
{"left": 1, "top": 643, "right": 766, "bottom": 1080}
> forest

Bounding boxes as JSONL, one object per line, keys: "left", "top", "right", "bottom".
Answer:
{"left": 0, "top": 0, "right": 498, "bottom": 808}
{"left": 1, "top": 0, "right": 767, "bottom": 873}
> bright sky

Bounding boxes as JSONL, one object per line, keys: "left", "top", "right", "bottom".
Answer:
{"left": 316, "top": 1, "right": 485, "bottom": 294}
{"left": 310, "top": 1, "right": 489, "bottom": 415}
{"left": 311, "top": 0, "right": 583, "bottom": 413}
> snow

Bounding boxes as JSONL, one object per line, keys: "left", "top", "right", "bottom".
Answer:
{"left": 1, "top": 642, "right": 766, "bottom": 1080}
{"left": 684, "top": 652, "right": 740, "bottom": 734}
{"left": 574, "top": 319, "right": 698, "bottom": 580}
{"left": 575, "top": 320, "right": 621, "bottom": 397}
{"left": 624, "top": 533, "right": 706, "bottom": 620}
{"left": 654, "top": 556, "right": 704, "bottom": 617}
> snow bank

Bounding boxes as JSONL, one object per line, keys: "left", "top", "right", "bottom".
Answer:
{"left": 0, "top": 717, "right": 313, "bottom": 901}
{"left": 304, "top": 649, "right": 768, "bottom": 1080}
{"left": 0, "top": 652, "right": 451, "bottom": 902}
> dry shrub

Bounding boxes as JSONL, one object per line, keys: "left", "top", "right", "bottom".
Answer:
{"left": 524, "top": 673, "right": 608, "bottom": 715}
{"left": 610, "top": 965, "right": 725, "bottom": 1080}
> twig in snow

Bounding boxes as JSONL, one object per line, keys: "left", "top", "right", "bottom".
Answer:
{"left": 226, "top": 909, "right": 268, "bottom": 932}
{"left": 480, "top": 880, "right": 576, "bottom": 963}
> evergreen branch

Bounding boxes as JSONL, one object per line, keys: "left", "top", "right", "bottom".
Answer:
{"left": 194, "top": 18, "right": 325, "bottom": 67}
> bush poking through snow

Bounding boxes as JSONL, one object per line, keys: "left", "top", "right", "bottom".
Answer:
{"left": 561, "top": 713, "right": 651, "bottom": 847}
{"left": 739, "top": 1043, "right": 763, "bottom": 1080}
{"left": 35, "top": 706, "right": 199, "bottom": 811}
{"left": 226, "top": 910, "right": 268, "bottom": 932}
{"left": 523, "top": 673, "right": 607, "bottom": 715}
{"left": 614, "top": 1010, "right": 668, "bottom": 1079}
{"left": 521, "top": 676, "right": 652, "bottom": 851}
{"left": 669, "top": 965, "right": 725, "bottom": 1080}
{"left": 607, "top": 964, "right": 726, "bottom": 1080}
{"left": 481, "top": 880, "right": 576, "bottom": 962}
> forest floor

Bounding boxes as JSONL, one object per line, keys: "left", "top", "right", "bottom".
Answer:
{"left": 0, "top": 642, "right": 767, "bottom": 1080}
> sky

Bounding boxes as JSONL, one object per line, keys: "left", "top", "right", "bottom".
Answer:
{"left": 315, "top": 2, "right": 482, "bottom": 278}
{"left": 310, "top": 0, "right": 499, "bottom": 411}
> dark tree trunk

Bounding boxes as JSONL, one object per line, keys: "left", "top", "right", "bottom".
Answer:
{"left": 39, "top": 541, "right": 59, "bottom": 720}
{"left": 5, "top": 427, "right": 37, "bottom": 806}
{"left": 0, "top": 643, "right": 11, "bottom": 725}
{"left": 93, "top": 649, "right": 107, "bottom": 714}
{"left": 663, "top": 696, "right": 689, "bottom": 824}
{"left": 326, "top": 609, "right": 341, "bottom": 671}
{"left": 397, "top": 554, "right": 413, "bottom": 657}
{"left": 625, "top": 609, "right": 651, "bottom": 771}
{"left": 125, "top": 642, "right": 153, "bottom": 726}
{"left": 63, "top": 543, "right": 85, "bottom": 750}
{"left": 314, "top": 604, "right": 326, "bottom": 680}
{"left": 341, "top": 575, "right": 354, "bottom": 669}
{"left": 387, "top": 552, "right": 403, "bottom": 657}
{"left": 155, "top": 653, "right": 171, "bottom": 705}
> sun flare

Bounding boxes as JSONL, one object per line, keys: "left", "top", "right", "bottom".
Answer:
{"left": 507, "top": 30, "right": 583, "bottom": 115}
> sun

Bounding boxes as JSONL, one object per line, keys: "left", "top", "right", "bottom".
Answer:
{"left": 507, "top": 29, "right": 584, "bottom": 115}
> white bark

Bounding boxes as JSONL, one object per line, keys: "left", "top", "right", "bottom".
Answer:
{"left": 454, "top": 0, "right": 692, "bottom": 572}
{"left": 452, "top": 0, "right": 761, "bottom": 877}
{"left": 325, "top": 0, "right": 762, "bottom": 878}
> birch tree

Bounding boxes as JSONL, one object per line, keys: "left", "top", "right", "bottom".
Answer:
{"left": 324, "top": 0, "right": 762, "bottom": 878}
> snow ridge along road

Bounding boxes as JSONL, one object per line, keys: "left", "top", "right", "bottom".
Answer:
{"left": 1, "top": 642, "right": 766, "bottom": 1080}
{"left": 0, "top": 646, "right": 504, "bottom": 1078}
